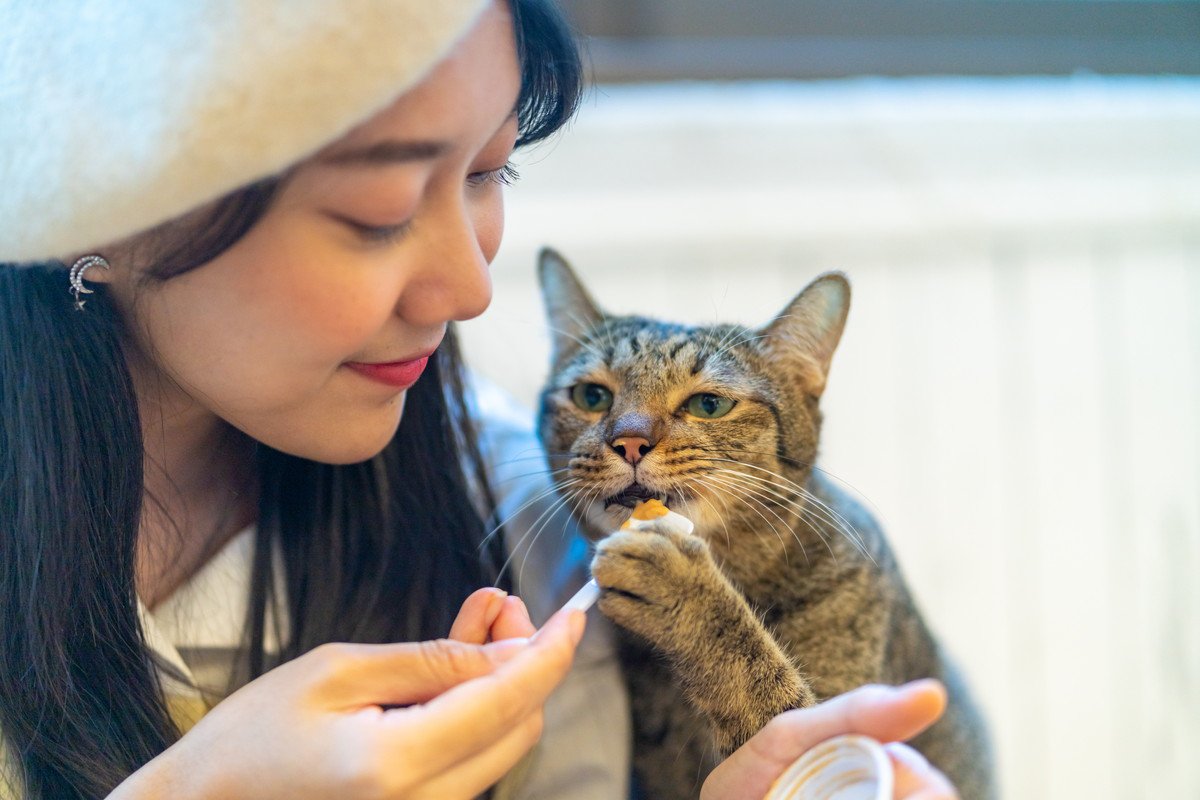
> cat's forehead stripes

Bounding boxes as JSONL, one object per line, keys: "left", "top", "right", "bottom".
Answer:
{"left": 575, "top": 317, "right": 761, "bottom": 379}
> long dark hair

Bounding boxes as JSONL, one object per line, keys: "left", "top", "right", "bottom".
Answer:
{"left": 0, "top": 2, "right": 582, "bottom": 797}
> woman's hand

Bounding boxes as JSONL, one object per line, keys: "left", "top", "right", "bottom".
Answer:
{"left": 448, "top": 587, "right": 538, "bottom": 644}
{"left": 702, "top": 681, "right": 960, "bottom": 800}
{"left": 112, "top": 593, "right": 584, "bottom": 800}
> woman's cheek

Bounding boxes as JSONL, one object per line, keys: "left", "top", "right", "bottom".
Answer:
{"left": 262, "top": 252, "right": 394, "bottom": 359}
{"left": 476, "top": 191, "right": 505, "bottom": 263}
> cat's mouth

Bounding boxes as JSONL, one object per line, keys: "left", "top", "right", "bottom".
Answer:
{"left": 603, "top": 482, "right": 668, "bottom": 509}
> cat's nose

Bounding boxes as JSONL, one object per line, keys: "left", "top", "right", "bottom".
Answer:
{"left": 611, "top": 436, "right": 652, "bottom": 465}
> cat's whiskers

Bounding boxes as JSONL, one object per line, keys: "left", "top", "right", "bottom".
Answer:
{"left": 699, "top": 456, "right": 871, "bottom": 559}
{"left": 792, "top": 483, "right": 872, "bottom": 560}
{"left": 710, "top": 466, "right": 869, "bottom": 562}
{"left": 699, "top": 471, "right": 798, "bottom": 561}
{"left": 489, "top": 466, "right": 571, "bottom": 486}
{"left": 709, "top": 469, "right": 839, "bottom": 564}
{"left": 493, "top": 495, "right": 571, "bottom": 586}
{"left": 678, "top": 476, "right": 736, "bottom": 551}
{"left": 691, "top": 445, "right": 886, "bottom": 524}
{"left": 567, "top": 481, "right": 605, "bottom": 524}
{"left": 701, "top": 471, "right": 813, "bottom": 564}
{"left": 749, "top": 472, "right": 871, "bottom": 561}
{"left": 703, "top": 469, "right": 805, "bottom": 541}
{"left": 478, "top": 477, "right": 583, "bottom": 552}
{"left": 506, "top": 485, "right": 584, "bottom": 588}
{"left": 486, "top": 450, "right": 575, "bottom": 468}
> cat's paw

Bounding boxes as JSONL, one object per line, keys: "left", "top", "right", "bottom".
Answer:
{"left": 590, "top": 527, "right": 726, "bottom": 651}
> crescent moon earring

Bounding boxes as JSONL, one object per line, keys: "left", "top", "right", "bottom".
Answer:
{"left": 69, "top": 255, "right": 111, "bottom": 311}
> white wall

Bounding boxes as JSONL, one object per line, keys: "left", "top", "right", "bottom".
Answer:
{"left": 458, "top": 77, "right": 1200, "bottom": 800}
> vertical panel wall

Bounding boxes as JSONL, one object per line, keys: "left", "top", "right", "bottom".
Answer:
{"left": 459, "top": 78, "right": 1200, "bottom": 799}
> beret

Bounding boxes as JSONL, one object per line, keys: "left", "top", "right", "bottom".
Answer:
{"left": 0, "top": 0, "right": 488, "bottom": 263}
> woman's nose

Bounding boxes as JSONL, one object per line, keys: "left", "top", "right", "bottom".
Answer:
{"left": 393, "top": 201, "right": 494, "bottom": 326}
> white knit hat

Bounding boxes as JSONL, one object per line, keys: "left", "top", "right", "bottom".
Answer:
{"left": 0, "top": 0, "right": 488, "bottom": 263}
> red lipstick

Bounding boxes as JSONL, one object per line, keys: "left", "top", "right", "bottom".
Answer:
{"left": 345, "top": 353, "right": 431, "bottom": 389}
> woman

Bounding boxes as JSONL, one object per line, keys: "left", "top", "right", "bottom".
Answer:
{"left": 0, "top": 1, "right": 960, "bottom": 798}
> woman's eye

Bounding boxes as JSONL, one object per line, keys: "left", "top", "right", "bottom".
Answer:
{"left": 570, "top": 383, "right": 613, "bottom": 413}
{"left": 685, "top": 393, "right": 735, "bottom": 419}
{"left": 466, "top": 162, "right": 520, "bottom": 188}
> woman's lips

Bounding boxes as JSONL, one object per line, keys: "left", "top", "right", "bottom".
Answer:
{"left": 344, "top": 354, "right": 430, "bottom": 389}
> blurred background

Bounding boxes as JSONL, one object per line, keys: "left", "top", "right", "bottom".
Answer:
{"left": 457, "top": 2, "right": 1200, "bottom": 797}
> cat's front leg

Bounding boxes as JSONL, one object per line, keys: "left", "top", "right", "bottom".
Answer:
{"left": 592, "top": 527, "right": 817, "bottom": 754}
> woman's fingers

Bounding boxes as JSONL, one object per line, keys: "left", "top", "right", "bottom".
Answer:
{"left": 379, "top": 609, "right": 585, "bottom": 781}
{"left": 886, "top": 742, "right": 959, "bottom": 799}
{"left": 406, "top": 706, "right": 546, "bottom": 799}
{"left": 489, "top": 595, "right": 536, "bottom": 640}
{"left": 314, "top": 636, "right": 528, "bottom": 707}
{"left": 448, "top": 587, "right": 508, "bottom": 644}
{"left": 448, "top": 590, "right": 535, "bottom": 644}
{"left": 702, "top": 680, "right": 948, "bottom": 800}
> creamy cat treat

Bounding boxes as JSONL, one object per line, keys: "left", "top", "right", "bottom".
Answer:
{"left": 619, "top": 498, "right": 695, "bottom": 536}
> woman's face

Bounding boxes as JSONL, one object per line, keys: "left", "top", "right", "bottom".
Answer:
{"left": 106, "top": 3, "right": 520, "bottom": 463}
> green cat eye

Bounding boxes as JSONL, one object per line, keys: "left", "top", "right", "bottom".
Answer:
{"left": 685, "top": 393, "right": 735, "bottom": 419}
{"left": 571, "top": 382, "right": 614, "bottom": 413}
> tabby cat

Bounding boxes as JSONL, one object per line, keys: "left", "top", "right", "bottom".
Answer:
{"left": 534, "top": 249, "right": 995, "bottom": 800}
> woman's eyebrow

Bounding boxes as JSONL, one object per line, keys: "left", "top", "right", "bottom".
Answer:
{"left": 319, "top": 110, "right": 518, "bottom": 169}
{"left": 319, "top": 139, "right": 447, "bottom": 168}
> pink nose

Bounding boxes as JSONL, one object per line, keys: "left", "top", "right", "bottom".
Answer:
{"left": 611, "top": 436, "right": 652, "bottom": 465}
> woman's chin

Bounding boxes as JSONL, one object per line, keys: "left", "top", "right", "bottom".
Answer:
{"left": 249, "top": 397, "right": 407, "bottom": 465}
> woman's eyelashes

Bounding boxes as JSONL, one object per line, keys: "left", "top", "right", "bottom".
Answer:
{"left": 344, "top": 162, "right": 519, "bottom": 245}
{"left": 350, "top": 218, "right": 413, "bottom": 245}
{"left": 466, "top": 161, "right": 520, "bottom": 188}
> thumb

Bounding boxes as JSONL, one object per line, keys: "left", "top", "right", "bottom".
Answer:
{"left": 310, "top": 637, "right": 531, "bottom": 708}
{"left": 754, "top": 680, "right": 947, "bottom": 763}
{"left": 702, "top": 681, "right": 947, "bottom": 800}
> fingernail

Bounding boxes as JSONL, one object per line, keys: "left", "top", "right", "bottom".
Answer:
{"left": 568, "top": 610, "right": 586, "bottom": 645}
{"left": 885, "top": 741, "right": 931, "bottom": 768}
{"left": 901, "top": 678, "right": 945, "bottom": 696}
{"left": 478, "top": 590, "right": 506, "bottom": 626}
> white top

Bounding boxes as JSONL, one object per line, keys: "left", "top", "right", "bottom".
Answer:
{"left": 0, "top": 381, "right": 630, "bottom": 799}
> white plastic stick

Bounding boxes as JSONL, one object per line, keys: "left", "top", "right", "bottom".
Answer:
{"left": 560, "top": 578, "right": 601, "bottom": 613}
{"left": 531, "top": 579, "right": 600, "bottom": 642}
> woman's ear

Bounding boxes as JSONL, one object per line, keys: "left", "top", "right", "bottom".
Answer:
{"left": 760, "top": 272, "right": 850, "bottom": 398}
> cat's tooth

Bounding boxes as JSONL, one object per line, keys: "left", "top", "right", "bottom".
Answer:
{"left": 762, "top": 734, "right": 892, "bottom": 800}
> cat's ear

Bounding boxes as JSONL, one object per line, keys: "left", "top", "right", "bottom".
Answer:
{"left": 761, "top": 272, "right": 850, "bottom": 397}
{"left": 538, "top": 247, "right": 604, "bottom": 365}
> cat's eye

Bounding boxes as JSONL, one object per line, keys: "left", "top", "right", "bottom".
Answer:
{"left": 571, "top": 383, "right": 614, "bottom": 413}
{"left": 685, "top": 393, "right": 735, "bottom": 419}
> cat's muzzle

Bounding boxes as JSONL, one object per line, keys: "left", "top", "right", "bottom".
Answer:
{"left": 604, "top": 482, "right": 667, "bottom": 509}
